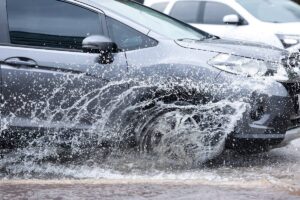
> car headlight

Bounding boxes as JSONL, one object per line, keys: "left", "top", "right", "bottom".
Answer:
{"left": 208, "top": 54, "right": 269, "bottom": 76}
{"left": 277, "top": 34, "right": 300, "bottom": 48}
{"left": 208, "top": 53, "right": 289, "bottom": 80}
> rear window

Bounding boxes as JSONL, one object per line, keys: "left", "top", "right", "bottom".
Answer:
{"left": 151, "top": 2, "right": 168, "bottom": 12}
{"left": 170, "top": 1, "right": 202, "bottom": 23}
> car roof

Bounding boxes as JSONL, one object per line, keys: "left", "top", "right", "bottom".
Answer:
{"left": 145, "top": 0, "right": 237, "bottom": 2}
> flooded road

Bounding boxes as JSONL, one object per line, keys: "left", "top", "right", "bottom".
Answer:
{"left": 0, "top": 180, "right": 299, "bottom": 200}
{"left": 1, "top": 130, "right": 300, "bottom": 199}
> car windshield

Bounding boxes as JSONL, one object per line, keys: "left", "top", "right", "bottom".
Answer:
{"left": 237, "top": 0, "right": 300, "bottom": 23}
{"left": 95, "top": 0, "right": 208, "bottom": 40}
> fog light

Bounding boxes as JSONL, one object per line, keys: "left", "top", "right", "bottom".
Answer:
{"left": 250, "top": 97, "right": 266, "bottom": 121}
{"left": 250, "top": 104, "right": 265, "bottom": 121}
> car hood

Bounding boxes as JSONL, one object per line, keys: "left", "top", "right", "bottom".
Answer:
{"left": 175, "top": 38, "right": 287, "bottom": 63}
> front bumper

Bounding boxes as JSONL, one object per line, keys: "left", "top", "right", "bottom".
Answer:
{"left": 281, "top": 82, "right": 300, "bottom": 129}
{"left": 226, "top": 86, "right": 296, "bottom": 152}
{"left": 273, "top": 127, "right": 300, "bottom": 149}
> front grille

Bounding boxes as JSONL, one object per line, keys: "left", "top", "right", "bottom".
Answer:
{"left": 281, "top": 82, "right": 300, "bottom": 129}
{"left": 293, "top": 94, "right": 300, "bottom": 114}
{"left": 281, "top": 51, "right": 300, "bottom": 129}
{"left": 282, "top": 82, "right": 300, "bottom": 114}
{"left": 282, "top": 82, "right": 300, "bottom": 96}
{"left": 282, "top": 51, "right": 300, "bottom": 68}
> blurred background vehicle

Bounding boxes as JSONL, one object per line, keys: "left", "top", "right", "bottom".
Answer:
{"left": 144, "top": 0, "right": 300, "bottom": 51}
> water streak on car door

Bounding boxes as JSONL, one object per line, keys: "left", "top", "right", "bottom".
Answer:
{"left": 0, "top": 45, "right": 128, "bottom": 131}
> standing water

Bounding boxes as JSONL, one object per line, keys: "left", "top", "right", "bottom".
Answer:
{"left": 0, "top": 74, "right": 299, "bottom": 200}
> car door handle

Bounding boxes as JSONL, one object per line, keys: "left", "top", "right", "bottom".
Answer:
{"left": 4, "top": 57, "right": 38, "bottom": 67}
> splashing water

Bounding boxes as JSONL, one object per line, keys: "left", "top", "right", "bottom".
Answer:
{"left": 0, "top": 75, "right": 249, "bottom": 178}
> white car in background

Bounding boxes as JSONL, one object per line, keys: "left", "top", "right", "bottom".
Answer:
{"left": 144, "top": 0, "right": 300, "bottom": 51}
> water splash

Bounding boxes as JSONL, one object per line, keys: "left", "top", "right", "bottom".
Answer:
{"left": 0, "top": 75, "right": 249, "bottom": 177}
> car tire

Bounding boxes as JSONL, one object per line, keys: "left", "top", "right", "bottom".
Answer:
{"left": 137, "top": 102, "right": 227, "bottom": 166}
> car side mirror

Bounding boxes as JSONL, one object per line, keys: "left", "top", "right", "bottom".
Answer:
{"left": 82, "top": 35, "right": 118, "bottom": 64}
{"left": 223, "top": 14, "right": 240, "bottom": 25}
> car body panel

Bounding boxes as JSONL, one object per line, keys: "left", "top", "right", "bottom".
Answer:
{"left": 175, "top": 39, "right": 285, "bottom": 62}
{"left": 0, "top": 45, "right": 128, "bottom": 130}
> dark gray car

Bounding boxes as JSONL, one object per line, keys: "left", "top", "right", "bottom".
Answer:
{"left": 0, "top": 0, "right": 299, "bottom": 159}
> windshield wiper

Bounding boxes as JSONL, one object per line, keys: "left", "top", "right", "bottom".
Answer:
{"left": 177, "top": 35, "right": 220, "bottom": 42}
{"left": 206, "top": 35, "right": 220, "bottom": 40}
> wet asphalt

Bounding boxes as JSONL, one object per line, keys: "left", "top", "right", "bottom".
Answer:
{"left": 1, "top": 131, "right": 300, "bottom": 200}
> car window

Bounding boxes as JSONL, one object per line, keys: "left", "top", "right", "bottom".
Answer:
{"left": 106, "top": 17, "right": 158, "bottom": 51}
{"left": 170, "top": 1, "right": 202, "bottom": 23}
{"left": 7, "top": 0, "right": 103, "bottom": 50}
{"left": 237, "top": 0, "right": 300, "bottom": 23}
{"left": 203, "top": 2, "right": 238, "bottom": 24}
{"left": 151, "top": 2, "right": 168, "bottom": 12}
{"left": 96, "top": 1, "right": 208, "bottom": 41}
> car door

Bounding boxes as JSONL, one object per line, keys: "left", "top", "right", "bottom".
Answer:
{"left": 0, "top": 0, "right": 10, "bottom": 133}
{"left": 195, "top": 1, "right": 250, "bottom": 40}
{"left": 0, "top": 0, "right": 128, "bottom": 133}
{"left": 168, "top": 1, "right": 203, "bottom": 25}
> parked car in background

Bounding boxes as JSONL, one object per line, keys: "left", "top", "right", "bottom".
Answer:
{"left": 145, "top": 0, "right": 300, "bottom": 51}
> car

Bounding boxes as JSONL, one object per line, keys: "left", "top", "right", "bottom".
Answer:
{"left": 145, "top": 0, "right": 300, "bottom": 51}
{"left": 0, "top": 0, "right": 299, "bottom": 162}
